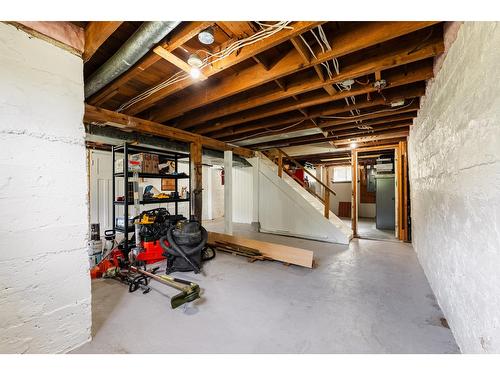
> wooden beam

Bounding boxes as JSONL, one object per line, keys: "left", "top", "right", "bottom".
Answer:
{"left": 12, "top": 21, "right": 84, "bottom": 55}
{"left": 218, "top": 22, "right": 256, "bottom": 38}
{"left": 401, "top": 140, "right": 409, "bottom": 242}
{"left": 351, "top": 150, "right": 358, "bottom": 236}
{"left": 211, "top": 100, "right": 418, "bottom": 142}
{"left": 208, "top": 232, "right": 314, "bottom": 268}
{"left": 123, "top": 21, "right": 324, "bottom": 116}
{"left": 290, "top": 36, "right": 311, "bottom": 63}
{"left": 178, "top": 47, "right": 435, "bottom": 131}
{"left": 87, "top": 21, "right": 213, "bottom": 105}
{"left": 190, "top": 141, "right": 203, "bottom": 222}
{"left": 149, "top": 22, "right": 439, "bottom": 122}
{"left": 83, "top": 21, "right": 123, "bottom": 62}
{"left": 334, "top": 130, "right": 409, "bottom": 146}
{"left": 83, "top": 104, "right": 254, "bottom": 158}
{"left": 153, "top": 46, "right": 207, "bottom": 79}
{"left": 218, "top": 88, "right": 423, "bottom": 143}
{"left": 396, "top": 141, "right": 403, "bottom": 240}
{"left": 252, "top": 122, "right": 411, "bottom": 150}
{"left": 200, "top": 64, "right": 431, "bottom": 136}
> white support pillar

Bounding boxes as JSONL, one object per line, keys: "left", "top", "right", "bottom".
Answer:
{"left": 251, "top": 157, "right": 260, "bottom": 230}
{"left": 224, "top": 150, "right": 233, "bottom": 234}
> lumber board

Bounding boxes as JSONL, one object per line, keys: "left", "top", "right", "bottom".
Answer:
{"left": 208, "top": 232, "right": 314, "bottom": 268}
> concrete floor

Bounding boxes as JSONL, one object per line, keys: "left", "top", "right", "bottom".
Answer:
{"left": 73, "top": 220, "right": 458, "bottom": 354}
{"left": 342, "top": 218, "right": 397, "bottom": 241}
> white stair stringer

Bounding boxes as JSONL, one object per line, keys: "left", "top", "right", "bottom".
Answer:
{"left": 248, "top": 153, "right": 352, "bottom": 244}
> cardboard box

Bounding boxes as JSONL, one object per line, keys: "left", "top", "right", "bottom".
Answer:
{"left": 115, "top": 158, "right": 142, "bottom": 173}
{"left": 130, "top": 153, "right": 159, "bottom": 174}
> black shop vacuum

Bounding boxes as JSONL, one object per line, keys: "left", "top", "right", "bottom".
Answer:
{"left": 160, "top": 219, "right": 215, "bottom": 274}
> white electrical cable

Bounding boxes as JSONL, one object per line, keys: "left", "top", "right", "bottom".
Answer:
{"left": 229, "top": 119, "right": 306, "bottom": 143}
{"left": 319, "top": 99, "right": 415, "bottom": 120}
{"left": 117, "top": 21, "right": 292, "bottom": 113}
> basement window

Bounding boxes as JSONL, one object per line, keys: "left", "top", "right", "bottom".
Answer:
{"left": 332, "top": 166, "right": 352, "bottom": 183}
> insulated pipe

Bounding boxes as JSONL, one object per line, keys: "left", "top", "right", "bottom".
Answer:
{"left": 84, "top": 21, "right": 181, "bottom": 98}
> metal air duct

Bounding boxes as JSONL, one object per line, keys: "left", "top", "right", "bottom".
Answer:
{"left": 84, "top": 21, "right": 181, "bottom": 98}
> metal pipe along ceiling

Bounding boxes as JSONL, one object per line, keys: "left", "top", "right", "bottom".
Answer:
{"left": 84, "top": 21, "right": 181, "bottom": 99}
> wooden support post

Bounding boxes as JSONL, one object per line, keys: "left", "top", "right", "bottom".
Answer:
{"left": 397, "top": 141, "right": 408, "bottom": 241}
{"left": 351, "top": 150, "right": 358, "bottom": 236}
{"left": 323, "top": 166, "right": 330, "bottom": 219}
{"left": 324, "top": 190, "right": 330, "bottom": 219}
{"left": 402, "top": 140, "right": 409, "bottom": 242}
{"left": 190, "top": 141, "right": 202, "bottom": 222}
{"left": 395, "top": 142, "right": 402, "bottom": 240}
{"left": 224, "top": 150, "right": 233, "bottom": 235}
{"left": 278, "top": 150, "right": 283, "bottom": 178}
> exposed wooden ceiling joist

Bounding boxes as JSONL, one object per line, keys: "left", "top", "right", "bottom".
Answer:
{"left": 87, "top": 21, "right": 214, "bottom": 105}
{"left": 148, "top": 21, "right": 439, "bottom": 122}
{"left": 83, "top": 22, "right": 123, "bottom": 62}
{"left": 196, "top": 63, "right": 432, "bottom": 136}
{"left": 123, "top": 21, "right": 324, "bottom": 116}
{"left": 176, "top": 42, "right": 438, "bottom": 132}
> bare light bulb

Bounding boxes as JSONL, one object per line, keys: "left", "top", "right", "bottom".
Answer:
{"left": 190, "top": 67, "right": 201, "bottom": 79}
{"left": 350, "top": 142, "right": 357, "bottom": 149}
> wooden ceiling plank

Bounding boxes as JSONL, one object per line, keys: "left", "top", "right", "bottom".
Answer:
{"left": 123, "top": 21, "right": 324, "bottom": 116}
{"left": 148, "top": 21, "right": 439, "bottom": 122}
{"left": 83, "top": 21, "right": 123, "bottom": 62}
{"left": 83, "top": 104, "right": 254, "bottom": 158}
{"left": 87, "top": 21, "right": 213, "bottom": 105}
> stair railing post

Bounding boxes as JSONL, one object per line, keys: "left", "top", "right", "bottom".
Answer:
{"left": 278, "top": 149, "right": 283, "bottom": 178}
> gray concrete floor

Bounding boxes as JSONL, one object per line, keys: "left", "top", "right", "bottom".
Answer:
{"left": 73, "top": 220, "right": 458, "bottom": 354}
{"left": 341, "top": 217, "right": 398, "bottom": 241}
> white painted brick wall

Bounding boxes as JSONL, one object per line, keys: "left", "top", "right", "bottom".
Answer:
{"left": 0, "top": 23, "right": 91, "bottom": 353}
{"left": 409, "top": 22, "right": 500, "bottom": 353}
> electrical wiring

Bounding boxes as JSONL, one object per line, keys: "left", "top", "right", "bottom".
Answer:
{"left": 117, "top": 21, "right": 292, "bottom": 113}
{"left": 318, "top": 99, "right": 415, "bottom": 120}
{"left": 229, "top": 119, "right": 306, "bottom": 143}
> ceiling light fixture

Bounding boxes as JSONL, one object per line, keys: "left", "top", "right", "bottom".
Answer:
{"left": 198, "top": 28, "right": 215, "bottom": 45}
{"left": 187, "top": 53, "right": 203, "bottom": 68}
{"left": 341, "top": 79, "right": 355, "bottom": 87}
{"left": 350, "top": 142, "right": 357, "bottom": 149}
{"left": 390, "top": 99, "right": 405, "bottom": 107}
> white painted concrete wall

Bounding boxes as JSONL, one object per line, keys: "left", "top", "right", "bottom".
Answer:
{"left": 0, "top": 23, "right": 91, "bottom": 353}
{"left": 409, "top": 22, "right": 500, "bottom": 353}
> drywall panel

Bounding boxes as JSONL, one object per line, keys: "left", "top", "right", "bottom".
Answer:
{"left": 409, "top": 22, "right": 500, "bottom": 353}
{"left": 0, "top": 23, "right": 90, "bottom": 353}
{"left": 250, "top": 157, "right": 351, "bottom": 244}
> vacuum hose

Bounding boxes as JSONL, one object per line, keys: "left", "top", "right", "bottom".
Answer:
{"left": 160, "top": 223, "right": 208, "bottom": 274}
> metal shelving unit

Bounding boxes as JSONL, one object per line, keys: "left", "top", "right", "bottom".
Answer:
{"left": 112, "top": 143, "right": 191, "bottom": 255}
